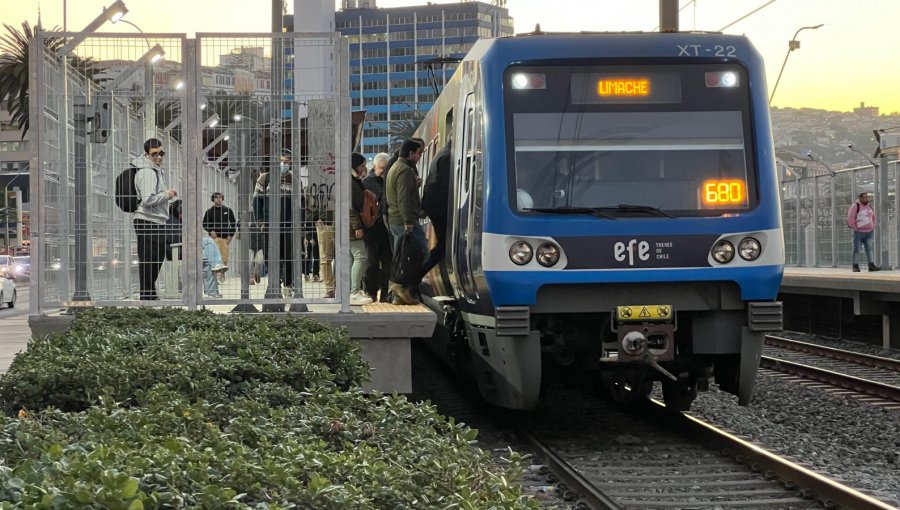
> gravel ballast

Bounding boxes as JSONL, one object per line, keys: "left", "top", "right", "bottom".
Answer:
{"left": 684, "top": 372, "right": 900, "bottom": 506}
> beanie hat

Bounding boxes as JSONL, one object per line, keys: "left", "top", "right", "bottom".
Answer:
{"left": 351, "top": 152, "right": 366, "bottom": 170}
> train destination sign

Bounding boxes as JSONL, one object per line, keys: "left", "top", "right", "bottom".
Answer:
{"left": 572, "top": 71, "right": 681, "bottom": 104}
{"left": 597, "top": 77, "right": 650, "bottom": 97}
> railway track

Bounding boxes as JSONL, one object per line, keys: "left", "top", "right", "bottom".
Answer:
{"left": 411, "top": 344, "right": 897, "bottom": 510}
{"left": 762, "top": 335, "right": 900, "bottom": 407}
{"left": 517, "top": 391, "right": 896, "bottom": 510}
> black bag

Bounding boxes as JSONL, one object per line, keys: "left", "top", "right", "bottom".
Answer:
{"left": 115, "top": 166, "right": 157, "bottom": 213}
{"left": 390, "top": 232, "right": 424, "bottom": 286}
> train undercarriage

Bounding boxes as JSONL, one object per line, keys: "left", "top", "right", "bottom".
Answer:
{"left": 423, "top": 283, "right": 781, "bottom": 412}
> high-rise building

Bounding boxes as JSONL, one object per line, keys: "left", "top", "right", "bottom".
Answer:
{"left": 336, "top": 0, "right": 513, "bottom": 156}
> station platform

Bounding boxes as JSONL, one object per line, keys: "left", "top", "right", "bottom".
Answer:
{"left": 781, "top": 266, "right": 900, "bottom": 348}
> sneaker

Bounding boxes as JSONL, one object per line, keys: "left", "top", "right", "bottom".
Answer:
{"left": 852, "top": 264, "right": 861, "bottom": 272}
{"left": 216, "top": 272, "right": 226, "bottom": 284}
{"left": 211, "top": 263, "right": 227, "bottom": 272}
{"left": 324, "top": 290, "right": 335, "bottom": 299}
{"left": 313, "top": 275, "right": 321, "bottom": 282}
{"left": 304, "top": 274, "right": 311, "bottom": 281}
{"left": 282, "top": 286, "right": 293, "bottom": 299}
{"left": 207, "top": 293, "right": 222, "bottom": 298}
{"left": 350, "top": 292, "right": 373, "bottom": 306}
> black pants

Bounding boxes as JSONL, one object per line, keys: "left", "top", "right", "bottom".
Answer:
{"left": 420, "top": 217, "right": 446, "bottom": 280}
{"left": 134, "top": 219, "right": 167, "bottom": 300}
{"left": 364, "top": 222, "right": 392, "bottom": 301}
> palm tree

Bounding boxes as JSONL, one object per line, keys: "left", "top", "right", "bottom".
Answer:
{"left": 0, "top": 22, "right": 60, "bottom": 137}
{"left": 387, "top": 109, "right": 427, "bottom": 148}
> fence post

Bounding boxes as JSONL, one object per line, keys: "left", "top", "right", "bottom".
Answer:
{"left": 183, "top": 37, "right": 200, "bottom": 310}
{"left": 72, "top": 96, "right": 92, "bottom": 303}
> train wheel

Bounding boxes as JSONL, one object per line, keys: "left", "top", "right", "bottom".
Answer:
{"left": 607, "top": 372, "right": 652, "bottom": 406}
{"left": 662, "top": 379, "right": 697, "bottom": 411}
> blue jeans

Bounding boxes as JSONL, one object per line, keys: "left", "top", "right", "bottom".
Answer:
{"left": 852, "top": 230, "right": 875, "bottom": 265}
{"left": 349, "top": 238, "right": 368, "bottom": 293}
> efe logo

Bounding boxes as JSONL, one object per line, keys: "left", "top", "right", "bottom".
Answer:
{"left": 614, "top": 239, "right": 650, "bottom": 266}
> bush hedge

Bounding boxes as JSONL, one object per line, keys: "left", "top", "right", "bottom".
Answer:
{"left": 0, "top": 308, "right": 538, "bottom": 509}
{"left": 0, "top": 308, "right": 370, "bottom": 413}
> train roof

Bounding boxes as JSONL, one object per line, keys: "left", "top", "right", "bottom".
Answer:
{"left": 462, "top": 31, "right": 759, "bottom": 65}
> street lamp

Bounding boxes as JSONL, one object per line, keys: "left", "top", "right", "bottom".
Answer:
{"left": 58, "top": 0, "right": 129, "bottom": 55}
{"left": 106, "top": 43, "right": 166, "bottom": 90}
{"left": 769, "top": 24, "right": 824, "bottom": 105}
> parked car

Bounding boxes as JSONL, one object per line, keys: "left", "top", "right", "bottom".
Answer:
{"left": 0, "top": 273, "right": 15, "bottom": 309}
{"left": 0, "top": 256, "right": 13, "bottom": 281}
{"left": 11, "top": 256, "right": 29, "bottom": 281}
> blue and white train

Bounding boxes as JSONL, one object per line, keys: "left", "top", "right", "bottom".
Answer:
{"left": 413, "top": 31, "right": 784, "bottom": 411}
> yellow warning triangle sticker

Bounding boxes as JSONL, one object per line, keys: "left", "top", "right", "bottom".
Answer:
{"left": 639, "top": 307, "right": 651, "bottom": 318}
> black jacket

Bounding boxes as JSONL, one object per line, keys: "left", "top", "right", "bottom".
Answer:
{"left": 202, "top": 205, "right": 237, "bottom": 237}
{"left": 422, "top": 145, "right": 451, "bottom": 221}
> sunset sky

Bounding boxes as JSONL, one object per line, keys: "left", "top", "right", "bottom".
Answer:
{"left": 2, "top": 0, "right": 897, "bottom": 113}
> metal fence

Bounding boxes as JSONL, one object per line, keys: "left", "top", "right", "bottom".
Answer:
{"left": 780, "top": 160, "right": 900, "bottom": 268}
{"left": 29, "top": 32, "right": 350, "bottom": 314}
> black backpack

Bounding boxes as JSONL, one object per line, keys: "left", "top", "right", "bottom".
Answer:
{"left": 115, "top": 166, "right": 156, "bottom": 213}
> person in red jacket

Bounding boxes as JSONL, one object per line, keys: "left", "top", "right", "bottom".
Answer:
{"left": 847, "top": 192, "right": 881, "bottom": 272}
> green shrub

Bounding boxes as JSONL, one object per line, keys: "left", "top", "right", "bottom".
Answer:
{"left": 0, "top": 387, "right": 537, "bottom": 509}
{"left": 0, "top": 309, "right": 370, "bottom": 414}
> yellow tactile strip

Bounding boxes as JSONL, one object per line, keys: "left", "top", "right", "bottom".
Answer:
{"left": 362, "top": 303, "right": 431, "bottom": 313}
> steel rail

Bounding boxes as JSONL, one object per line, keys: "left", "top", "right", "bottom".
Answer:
{"left": 516, "top": 429, "right": 622, "bottom": 510}
{"left": 760, "top": 355, "right": 900, "bottom": 403}
{"left": 666, "top": 401, "right": 897, "bottom": 510}
{"left": 766, "top": 335, "right": 900, "bottom": 372}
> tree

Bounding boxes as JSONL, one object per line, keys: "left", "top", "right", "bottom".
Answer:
{"left": 0, "top": 22, "right": 61, "bottom": 137}
{"left": 387, "top": 109, "right": 427, "bottom": 149}
{"left": 0, "top": 22, "right": 94, "bottom": 138}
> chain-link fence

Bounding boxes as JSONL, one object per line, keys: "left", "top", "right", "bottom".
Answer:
{"left": 29, "top": 32, "right": 349, "bottom": 313}
{"left": 780, "top": 160, "right": 900, "bottom": 267}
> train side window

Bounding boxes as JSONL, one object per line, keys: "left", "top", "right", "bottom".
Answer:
{"left": 463, "top": 105, "right": 475, "bottom": 191}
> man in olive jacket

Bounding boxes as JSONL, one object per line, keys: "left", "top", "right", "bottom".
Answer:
{"left": 385, "top": 139, "right": 425, "bottom": 304}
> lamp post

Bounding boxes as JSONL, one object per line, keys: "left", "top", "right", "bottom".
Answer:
{"left": 58, "top": 1, "right": 132, "bottom": 305}
{"left": 807, "top": 151, "right": 837, "bottom": 266}
{"left": 769, "top": 24, "right": 824, "bottom": 105}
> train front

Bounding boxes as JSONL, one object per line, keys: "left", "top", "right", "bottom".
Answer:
{"left": 478, "top": 35, "right": 784, "bottom": 410}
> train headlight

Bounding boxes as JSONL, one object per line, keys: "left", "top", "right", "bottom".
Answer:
{"left": 509, "top": 241, "right": 533, "bottom": 265}
{"left": 738, "top": 237, "right": 762, "bottom": 261}
{"left": 536, "top": 243, "right": 560, "bottom": 267}
{"left": 711, "top": 240, "right": 735, "bottom": 264}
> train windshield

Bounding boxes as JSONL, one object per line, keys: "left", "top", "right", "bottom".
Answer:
{"left": 505, "top": 63, "right": 756, "bottom": 217}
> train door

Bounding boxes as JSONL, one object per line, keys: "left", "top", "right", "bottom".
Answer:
{"left": 451, "top": 92, "right": 478, "bottom": 303}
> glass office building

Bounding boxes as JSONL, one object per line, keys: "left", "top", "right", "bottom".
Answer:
{"left": 336, "top": 0, "right": 513, "bottom": 157}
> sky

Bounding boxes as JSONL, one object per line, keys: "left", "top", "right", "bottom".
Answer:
{"left": 1, "top": 0, "right": 897, "bottom": 113}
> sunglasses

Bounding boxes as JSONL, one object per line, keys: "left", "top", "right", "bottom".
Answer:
{"left": 149, "top": 150, "right": 166, "bottom": 158}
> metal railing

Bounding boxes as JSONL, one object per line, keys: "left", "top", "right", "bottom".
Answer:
{"left": 780, "top": 160, "right": 900, "bottom": 268}
{"left": 29, "top": 32, "right": 350, "bottom": 314}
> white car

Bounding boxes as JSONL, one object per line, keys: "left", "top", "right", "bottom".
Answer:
{"left": 0, "top": 274, "right": 14, "bottom": 309}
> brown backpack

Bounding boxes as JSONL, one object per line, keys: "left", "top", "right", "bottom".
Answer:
{"left": 361, "top": 189, "right": 379, "bottom": 228}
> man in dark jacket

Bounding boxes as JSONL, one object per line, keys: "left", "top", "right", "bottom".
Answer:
{"left": 349, "top": 153, "right": 373, "bottom": 305}
{"left": 420, "top": 140, "right": 451, "bottom": 281}
{"left": 385, "top": 139, "right": 425, "bottom": 304}
{"left": 202, "top": 192, "right": 237, "bottom": 282}
{"left": 362, "top": 152, "right": 392, "bottom": 302}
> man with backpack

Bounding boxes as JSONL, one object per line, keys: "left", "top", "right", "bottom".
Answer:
{"left": 132, "top": 138, "right": 177, "bottom": 300}
{"left": 848, "top": 192, "right": 881, "bottom": 272}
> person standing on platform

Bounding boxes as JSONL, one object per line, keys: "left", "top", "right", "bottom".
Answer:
{"left": 848, "top": 192, "right": 881, "bottom": 272}
{"left": 385, "top": 139, "right": 426, "bottom": 305}
{"left": 349, "top": 153, "right": 373, "bottom": 305}
{"left": 362, "top": 152, "right": 392, "bottom": 302}
{"left": 133, "top": 138, "right": 177, "bottom": 300}
{"left": 202, "top": 192, "right": 237, "bottom": 283}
